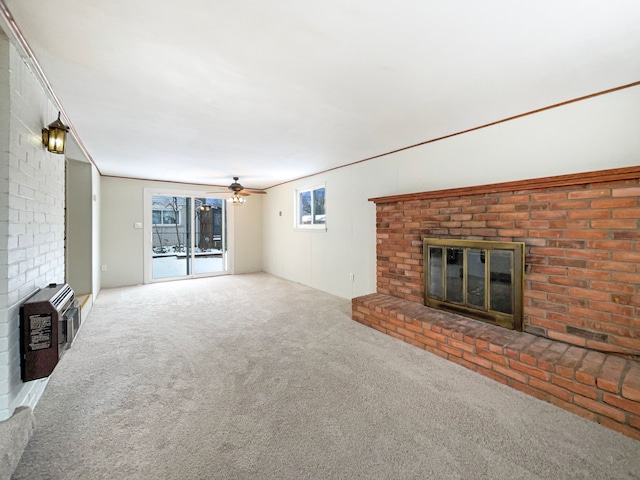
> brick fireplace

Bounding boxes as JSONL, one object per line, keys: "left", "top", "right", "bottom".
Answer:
{"left": 352, "top": 166, "right": 640, "bottom": 440}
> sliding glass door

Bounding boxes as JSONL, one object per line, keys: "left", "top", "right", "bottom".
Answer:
{"left": 193, "top": 197, "right": 226, "bottom": 274}
{"left": 150, "top": 195, "right": 226, "bottom": 280}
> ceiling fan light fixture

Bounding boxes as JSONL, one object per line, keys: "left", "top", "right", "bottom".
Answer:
{"left": 228, "top": 193, "right": 246, "bottom": 205}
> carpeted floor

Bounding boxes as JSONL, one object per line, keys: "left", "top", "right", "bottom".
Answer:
{"left": 12, "top": 273, "right": 640, "bottom": 479}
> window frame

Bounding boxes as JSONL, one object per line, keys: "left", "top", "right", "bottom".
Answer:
{"left": 294, "top": 184, "right": 326, "bottom": 230}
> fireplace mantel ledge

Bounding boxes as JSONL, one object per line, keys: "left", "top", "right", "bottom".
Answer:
{"left": 368, "top": 166, "right": 640, "bottom": 204}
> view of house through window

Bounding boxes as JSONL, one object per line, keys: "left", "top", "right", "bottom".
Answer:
{"left": 295, "top": 185, "right": 325, "bottom": 229}
{"left": 151, "top": 195, "right": 227, "bottom": 280}
{"left": 152, "top": 208, "right": 180, "bottom": 226}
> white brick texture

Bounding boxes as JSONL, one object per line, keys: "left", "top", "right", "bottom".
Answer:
{"left": 0, "top": 36, "right": 65, "bottom": 421}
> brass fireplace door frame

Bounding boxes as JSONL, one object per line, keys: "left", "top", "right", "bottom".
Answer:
{"left": 423, "top": 238, "right": 525, "bottom": 331}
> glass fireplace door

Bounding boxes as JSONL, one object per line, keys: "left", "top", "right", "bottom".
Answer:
{"left": 424, "top": 238, "right": 524, "bottom": 330}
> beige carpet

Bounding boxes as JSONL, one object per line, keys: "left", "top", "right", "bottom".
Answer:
{"left": 12, "top": 273, "right": 640, "bottom": 479}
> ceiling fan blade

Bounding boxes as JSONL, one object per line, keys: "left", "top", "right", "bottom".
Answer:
{"left": 206, "top": 178, "right": 267, "bottom": 197}
{"left": 241, "top": 188, "right": 267, "bottom": 194}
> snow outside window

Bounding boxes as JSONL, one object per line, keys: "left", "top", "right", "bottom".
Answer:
{"left": 295, "top": 185, "right": 326, "bottom": 230}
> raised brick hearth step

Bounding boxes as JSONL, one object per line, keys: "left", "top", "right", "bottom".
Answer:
{"left": 352, "top": 293, "right": 640, "bottom": 441}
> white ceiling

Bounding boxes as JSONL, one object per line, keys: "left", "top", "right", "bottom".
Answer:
{"left": 3, "top": 1, "right": 640, "bottom": 189}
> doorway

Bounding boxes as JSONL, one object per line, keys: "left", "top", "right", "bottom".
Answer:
{"left": 144, "top": 191, "right": 228, "bottom": 282}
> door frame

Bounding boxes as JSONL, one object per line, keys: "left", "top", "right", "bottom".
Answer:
{"left": 143, "top": 187, "right": 234, "bottom": 284}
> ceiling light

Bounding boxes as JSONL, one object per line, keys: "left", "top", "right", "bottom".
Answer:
{"left": 228, "top": 193, "right": 246, "bottom": 205}
{"left": 41, "top": 112, "right": 69, "bottom": 154}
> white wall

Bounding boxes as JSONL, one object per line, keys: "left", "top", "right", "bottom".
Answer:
{"left": 0, "top": 30, "right": 10, "bottom": 423}
{"left": 0, "top": 34, "right": 66, "bottom": 421}
{"left": 100, "top": 176, "right": 263, "bottom": 288}
{"left": 233, "top": 192, "right": 263, "bottom": 273}
{"left": 263, "top": 85, "right": 640, "bottom": 300}
{"left": 65, "top": 159, "right": 93, "bottom": 295}
{"left": 91, "top": 165, "right": 101, "bottom": 297}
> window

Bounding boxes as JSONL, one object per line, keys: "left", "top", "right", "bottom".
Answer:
{"left": 152, "top": 209, "right": 181, "bottom": 226}
{"left": 295, "top": 185, "right": 326, "bottom": 229}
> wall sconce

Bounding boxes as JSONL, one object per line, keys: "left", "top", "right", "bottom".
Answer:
{"left": 42, "top": 112, "right": 69, "bottom": 154}
{"left": 228, "top": 193, "right": 246, "bottom": 205}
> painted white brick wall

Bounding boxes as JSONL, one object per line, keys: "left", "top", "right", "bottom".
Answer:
{"left": 0, "top": 30, "right": 10, "bottom": 421}
{"left": 0, "top": 35, "right": 65, "bottom": 421}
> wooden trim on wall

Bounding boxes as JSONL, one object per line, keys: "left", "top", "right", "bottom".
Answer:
{"left": 369, "top": 165, "right": 640, "bottom": 204}
{"left": 269, "top": 81, "right": 640, "bottom": 191}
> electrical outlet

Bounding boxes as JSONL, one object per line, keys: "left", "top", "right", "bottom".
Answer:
{"left": 349, "top": 273, "right": 355, "bottom": 282}
{"left": 101, "top": 265, "right": 108, "bottom": 272}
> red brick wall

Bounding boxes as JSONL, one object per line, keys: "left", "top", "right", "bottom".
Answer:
{"left": 374, "top": 174, "right": 640, "bottom": 356}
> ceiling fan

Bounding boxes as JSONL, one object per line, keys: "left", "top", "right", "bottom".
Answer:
{"left": 207, "top": 177, "right": 267, "bottom": 197}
